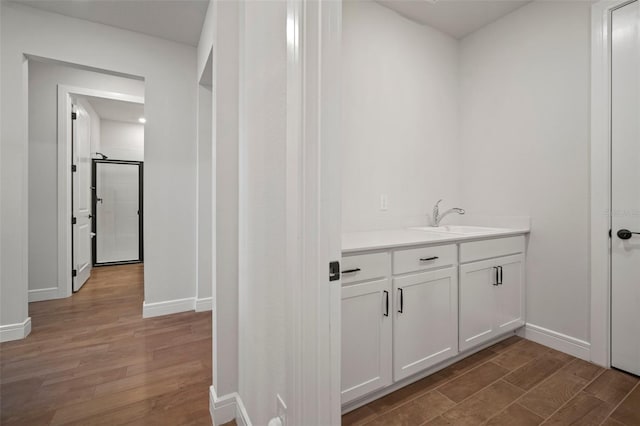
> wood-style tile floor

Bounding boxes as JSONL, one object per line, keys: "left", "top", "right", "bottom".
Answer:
{"left": 343, "top": 336, "right": 640, "bottom": 426}
{"left": 0, "top": 264, "right": 212, "bottom": 426}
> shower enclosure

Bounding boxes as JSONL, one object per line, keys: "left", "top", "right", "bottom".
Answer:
{"left": 92, "top": 159, "right": 143, "bottom": 265}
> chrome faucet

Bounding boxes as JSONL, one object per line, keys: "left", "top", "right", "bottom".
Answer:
{"left": 432, "top": 199, "right": 465, "bottom": 227}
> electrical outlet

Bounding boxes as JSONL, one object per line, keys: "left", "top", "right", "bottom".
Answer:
{"left": 380, "top": 194, "right": 388, "bottom": 211}
{"left": 276, "top": 394, "right": 287, "bottom": 426}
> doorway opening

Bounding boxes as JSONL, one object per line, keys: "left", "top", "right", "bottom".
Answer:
{"left": 68, "top": 94, "right": 145, "bottom": 292}
{"left": 27, "top": 57, "right": 145, "bottom": 303}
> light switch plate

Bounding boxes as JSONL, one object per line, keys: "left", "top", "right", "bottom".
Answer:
{"left": 380, "top": 194, "right": 388, "bottom": 211}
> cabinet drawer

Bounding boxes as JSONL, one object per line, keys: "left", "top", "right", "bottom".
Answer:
{"left": 393, "top": 244, "right": 457, "bottom": 275}
{"left": 342, "top": 252, "right": 390, "bottom": 285}
{"left": 460, "top": 236, "right": 525, "bottom": 264}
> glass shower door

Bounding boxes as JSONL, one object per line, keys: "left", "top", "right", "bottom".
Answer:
{"left": 93, "top": 161, "right": 143, "bottom": 265}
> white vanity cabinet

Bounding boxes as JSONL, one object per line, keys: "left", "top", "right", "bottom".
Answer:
{"left": 341, "top": 231, "right": 527, "bottom": 407}
{"left": 393, "top": 266, "right": 458, "bottom": 381}
{"left": 341, "top": 252, "right": 392, "bottom": 404}
{"left": 459, "top": 236, "right": 525, "bottom": 352}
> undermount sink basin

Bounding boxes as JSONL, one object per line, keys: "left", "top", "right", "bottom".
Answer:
{"left": 410, "top": 225, "right": 512, "bottom": 235}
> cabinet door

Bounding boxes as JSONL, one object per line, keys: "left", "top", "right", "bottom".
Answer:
{"left": 341, "top": 278, "right": 392, "bottom": 404}
{"left": 393, "top": 267, "right": 458, "bottom": 381}
{"left": 495, "top": 254, "right": 525, "bottom": 333}
{"left": 459, "top": 258, "right": 499, "bottom": 352}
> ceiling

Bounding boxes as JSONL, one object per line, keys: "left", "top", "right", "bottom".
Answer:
{"left": 11, "top": 0, "right": 209, "bottom": 46}
{"left": 12, "top": 0, "right": 529, "bottom": 46}
{"left": 82, "top": 95, "right": 145, "bottom": 125}
{"left": 376, "top": 0, "right": 532, "bottom": 39}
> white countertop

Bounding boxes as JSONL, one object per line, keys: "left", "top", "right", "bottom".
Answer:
{"left": 342, "top": 226, "right": 530, "bottom": 254}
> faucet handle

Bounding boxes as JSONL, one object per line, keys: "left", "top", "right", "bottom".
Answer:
{"left": 432, "top": 199, "right": 443, "bottom": 226}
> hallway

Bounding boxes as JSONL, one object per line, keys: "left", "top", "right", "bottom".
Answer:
{"left": 0, "top": 264, "right": 212, "bottom": 425}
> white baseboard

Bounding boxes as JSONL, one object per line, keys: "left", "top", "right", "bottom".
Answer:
{"left": 0, "top": 317, "right": 32, "bottom": 342}
{"left": 143, "top": 296, "right": 214, "bottom": 318}
{"left": 195, "top": 297, "right": 213, "bottom": 312}
{"left": 28, "top": 287, "right": 60, "bottom": 303}
{"left": 518, "top": 323, "right": 591, "bottom": 361}
{"left": 342, "top": 330, "right": 520, "bottom": 414}
{"left": 142, "top": 297, "right": 195, "bottom": 318}
{"left": 210, "top": 386, "right": 252, "bottom": 426}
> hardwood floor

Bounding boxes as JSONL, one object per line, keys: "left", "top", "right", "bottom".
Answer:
{"left": 4, "top": 267, "right": 639, "bottom": 425}
{"left": 0, "top": 264, "right": 212, "bottom": 426}
{"left": 343, "top": 337, "right": 640, "bottom": 426}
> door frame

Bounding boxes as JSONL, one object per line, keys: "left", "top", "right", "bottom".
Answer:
{"left": 590, "top": 0, "right": 638, "bottom": 368}
{"left": 284, "top": 0, "right": 342, "bottom": 423}
{"left": 57, "top": 85, "right": 144, "bottom": 298}
{"left": 91, "top": 159, "right": 144, "bottom": 267}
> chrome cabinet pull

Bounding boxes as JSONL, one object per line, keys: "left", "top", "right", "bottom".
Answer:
{"left": 398, "top": 288, "right": 404, "bottom": 313}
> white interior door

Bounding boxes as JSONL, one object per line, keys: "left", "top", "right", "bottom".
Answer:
{"left": 96, "top": 162, "right": 140, "bottom": 263}
{"left": 72, "top": 103, "right": 92, "bottom": 292}
{"left": 611, "top": 0, "right": 640, "bottom": 376}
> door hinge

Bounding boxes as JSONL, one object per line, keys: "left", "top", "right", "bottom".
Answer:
{"left": 72, "top": 217, "right": 77, "bottom": 225}
{"left": 329, "top": 261, "right": 340, "bottom": 282}
{"left": 71, "top": 112, "right": 77, "bottom": 120}
{"left": 71, "top": 164, "right": 77, "bottom": 172}
{"left": 72, "top": 269, "right": 77, "bottom": 277}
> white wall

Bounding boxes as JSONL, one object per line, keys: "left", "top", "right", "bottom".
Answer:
{"left": 342, "top": 1, "right": 460, "bottom": 232}
{"left": 1, "top": 2, "right": 197, "bottom": 330}
{"left": 27, "top": 60, "right": 143, "bottom": 294}
{"left": 238, "top": 1, "right": 288, "bottom": 423}
{"left": 343, "top": 0, "right": 593, "bottom": 348}
{"left": 198, "top": 0, "right": 240, "bottom": 403}
{"left": 214, "top": 0, "right": 240, "bottom": 398}
{"left": 197, "top": 83, "right": 212, "bottom": 303}
{"left": 100, "top": 120, "right": 144, "bottom": 161}
{"left": 459, "top": 1, "right": 591, "bottom": 342}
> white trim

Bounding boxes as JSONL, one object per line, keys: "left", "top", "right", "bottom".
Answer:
{"left": 142, "top": 296, "right": 212, "bottom": 317}
{"left": 209, "top": 386, "right": 252, "bottom": 426}
{"left": 56, "top": 85, "right": 144, "bottom": 300}
{"left": 209, "top": 0, "right": 223, "bottom": 398}
{"left": 590, "top": 0, "right": 635, "bottom": 368}
{"left": 0, "top": 317, "right": 32, "bottom": 342}
{"left": 235, "top": 395, "right": 251, "bottom": 426}
{"left": 321, "top": 3, "right": 343, "bottom": 424}
{"left": 285, "top": 2, "right": 304, "bottom": 425}
{"left": 195, "top": 297, "right": 213, "bottom": 312}
{"left": 285, "top": 1, "right": 342, "bottom": 424}
{"left": 142, "top": 297, "right": 195, "bottom": 318}
{"left": 518, "top": 323, "right": 591, "bottom": 361}
{"left": 28, "top": 287, "right": 60, "bottom": 303}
